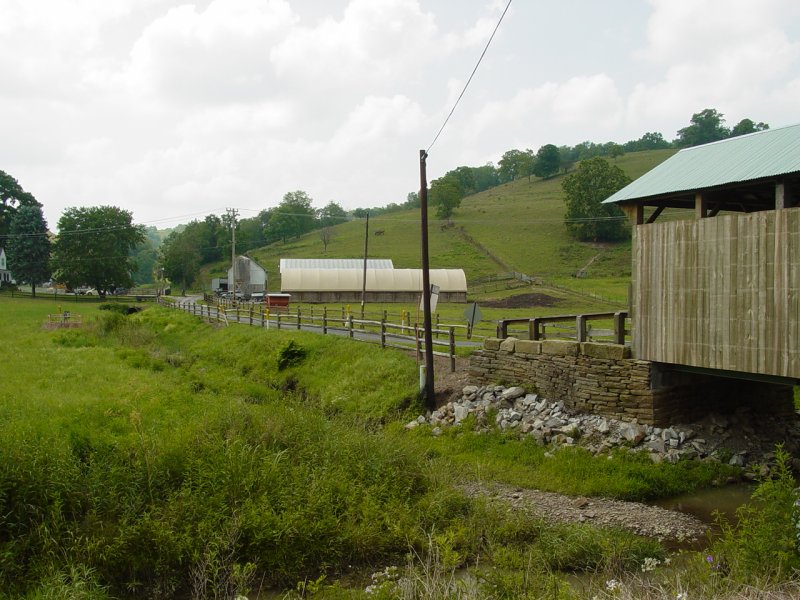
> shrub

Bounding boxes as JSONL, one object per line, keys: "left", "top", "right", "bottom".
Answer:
{"left": 711, "top": 445, "right": 800, "bottom": 583}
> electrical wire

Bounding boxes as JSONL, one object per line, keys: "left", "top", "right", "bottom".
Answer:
{"left": 426, "top": 0, "right": 513, "bottom": 153}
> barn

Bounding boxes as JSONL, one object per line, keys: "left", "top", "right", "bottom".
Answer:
{"left": 228, "top": 256, "right": 267, "bottom": 297}
{"left": 280, "top": 267, "right": 468, "bottom": 303}
{"left": 604, "top": 123, "right": 800, "bottom": 382}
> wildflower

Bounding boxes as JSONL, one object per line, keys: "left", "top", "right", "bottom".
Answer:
{"left": 641, "top": 556, "right": 661, "bottom": 572}
{"left": 676, "top": 592, "right": 688, "bottom": 600}
{"left": 605, "top": 579, "right": 621, "bottom": 592}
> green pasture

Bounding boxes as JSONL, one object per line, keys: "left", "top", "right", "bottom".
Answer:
{"left": 0, "top": 297, "right": 795, "bottom": 599}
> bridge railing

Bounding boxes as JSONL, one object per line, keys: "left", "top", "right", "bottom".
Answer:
{"left": 497, "top": 311, "right": 629, "bottom": 345}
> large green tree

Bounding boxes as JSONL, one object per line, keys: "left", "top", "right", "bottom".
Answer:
{"left": 532, "top": 144, "right": 561, "bottom": 179}
{"left": 51, "top": 206, "right": 145, "bottom": 295}
{"left": 0, "top": 170, "right": 39, "bottom": 239}
{"left": 730, "top": 118, "right": 769, "bottom": 137}
{"left": 675, "top": 108, "right": 730, "bottom": 147}
{"left": 6, "top": 204, "right": 51, "bottom": 296}
{"left": 429, "top": 175, "right": 462, "bottom": 219}
{"left": 562, "top": 157, "right": 631, "bottom": 242}
{"left": 266, "top": 191, "right": 316, "bottom": 243}
{"left": 498, "top": 149, "right": 533, "bottom": 183}
{"left": 159, "top": 228, "right": 201, "bottom": 295}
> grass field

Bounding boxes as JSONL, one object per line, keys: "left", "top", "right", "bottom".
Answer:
{"left": 1, "top": 297, "right": 796, "bottom": 599}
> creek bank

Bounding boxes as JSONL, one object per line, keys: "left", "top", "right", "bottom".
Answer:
{"left": 407, "top": 384, "right": 800, "bottom": 474}
{"left": 457, "top": 481, "right": 706, "bottom": 543}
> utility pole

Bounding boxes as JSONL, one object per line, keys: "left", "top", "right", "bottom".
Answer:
{"left": 361, "top": 211, "right": 369, "bottom": 316}
{"left": 419, "top": 150, "right": 435, "bottom": 409}
{"left": 225, "top": 208, "right": 238, "bottom": 298}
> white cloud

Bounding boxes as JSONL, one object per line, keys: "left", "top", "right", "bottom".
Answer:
{"left": 628, "top": 0, "right": 800, "bottom": 128}
{"left": 128, "top": 0, "right": 296, "bottom": 104}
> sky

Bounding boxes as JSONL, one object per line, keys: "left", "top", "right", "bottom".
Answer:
{"left": 2, "top": 0, "right": 799, "bottom": 231}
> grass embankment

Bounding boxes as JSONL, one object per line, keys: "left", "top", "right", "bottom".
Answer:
{"left": 1, "top": 298, "right": 796, "bottom": 599}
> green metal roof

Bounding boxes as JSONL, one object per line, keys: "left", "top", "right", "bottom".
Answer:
{"left": 604, "top": 123, "right": 800, "bottom": 204}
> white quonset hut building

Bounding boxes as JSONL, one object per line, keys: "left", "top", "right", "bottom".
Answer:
{"left": 281, "top": 266, "right": 468, "bottom": 303}
{"left": 279, "top": 258, "right": 394, "bottom": 272}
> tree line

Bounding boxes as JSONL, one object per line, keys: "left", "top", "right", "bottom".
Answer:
{"left": 0, "top": 108, "right": 770, "bottom": 293}
{"left": 355, "top": 108, "right": 769, "bottom": 223}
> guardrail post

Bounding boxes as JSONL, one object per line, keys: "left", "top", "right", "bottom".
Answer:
{"left": 323, "top": 307, "right": 328, "bottom": 334}
{"left": 248, "top": 306, "right": 253, "bottom": 326}
{"left": 532, "top": 318, "right": 542, "bottom": 341}
{"left": 277, "top": 313, "right": 282, "bottom": 330}
{"left": 348, "top": 315, "right": 354, "bottom": 338}
{"left": 435, "top": 314, "right": 440, "bottom": 339}
{"left": 415, "top": 325, "right": 421, "bottom": 362}
{"left": 613, "top": 312, "right": 626, "bottom": 345}
{"left": 297, "top": 308, "right": 302, "bottom": 330}
{"left": 381, "top": 319, "right": 386, "bottom": 348}
{"left": 576, "top": 314, "right": 588, "bottom": 342}
{"left": 449, "top": 327, "right": 456, "bottom": 372}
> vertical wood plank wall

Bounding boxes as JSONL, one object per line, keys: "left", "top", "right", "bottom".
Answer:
{"left": 633, "top": 207, "right": 800, "bottom": 378}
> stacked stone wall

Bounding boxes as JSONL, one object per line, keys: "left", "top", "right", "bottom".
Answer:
{"left": 469, "top": 337, "right": 794, "bottom": 426}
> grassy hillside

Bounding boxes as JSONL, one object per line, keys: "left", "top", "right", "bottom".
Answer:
{"left": 239, "top": 149, "right": 675, "bottom": 302}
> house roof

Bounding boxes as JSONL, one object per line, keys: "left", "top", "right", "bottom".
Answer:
{"left": 281, "top": 268, "right": 467, "bottom": 293}
{"left": 604, "top": 123, "right": 800, "bottom": 205}
{"left": 279, "top": 258, "right": 394, "bottom": 272}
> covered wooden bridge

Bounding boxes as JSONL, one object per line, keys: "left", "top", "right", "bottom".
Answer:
{"left": 604, "top": 123, "right": 800, "bottom": 387}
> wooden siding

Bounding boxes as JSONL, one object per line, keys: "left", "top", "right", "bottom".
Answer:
{"left": 633, "top": 207, "right": 800, "bottom": 378}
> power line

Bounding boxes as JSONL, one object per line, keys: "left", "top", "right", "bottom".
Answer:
{"left": 426, "top": 0, "right": 513, "bottom": 153}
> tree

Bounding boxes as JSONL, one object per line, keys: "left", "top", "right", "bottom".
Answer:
{"left": 317, "top": 201, "right": 347, "bottom": 252}
{"left": 606, "top": 143, "right": 624, "bottom": 161}
{"left": 626, "top": 131, "right": 671, "bottom": 151}
{"left": 532, "top": 144, "right": 561, "bottom": 179}
{"left": 429, "top": 176, "right": 462, "bottom": 219}
{"left": 730, "top": 118, "right": 769, "bottom": 137}
{"left": 6, "top": 204, "right": 51, "bottom": 296}
{"left": 498, "top": 149, "right": 533, "bottom": 183}
{"left": 562, "top": 157, "right": 631, "bottom": 242}
{"left": 159, "top": 228, "right": 201, "bottom": 295}
{"left": 0, "top": 170, "right": 39, "bottom": 239}
{"left": 266, "top": 191, "right": 316, "bottom": 243}
{"left": 51, "top": 206, "right": 145, "bottom": 295}
{"left": 675, "top": 108, "right": 730, "bottom": 147}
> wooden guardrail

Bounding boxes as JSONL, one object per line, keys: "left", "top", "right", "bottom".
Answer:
{"left": 497, "top": 311, "right": 629, "bottom": 345}
{"left": 165, "top": 298, "right": 464, "bottom": 372}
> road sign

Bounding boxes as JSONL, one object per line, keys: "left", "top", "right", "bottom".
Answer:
{"left": 464, "top": 302, "right": 482, "bottom": 336}
{"left": 420, "top": 284, "right": 440, "bottom": 312}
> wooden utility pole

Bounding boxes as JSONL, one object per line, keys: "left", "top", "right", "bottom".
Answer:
{"left": 225, "top": 208, "right": 238, "bottom": 297}
{"left": 419, "top": 150, "right": 435, "bottom": 409}
{"left": 361, "top": 211, "right": 369, "bottom": 315}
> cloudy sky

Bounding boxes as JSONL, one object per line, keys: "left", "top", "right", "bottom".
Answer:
{"left": 2, "top": 0, "right": 799, "bottom": 230}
